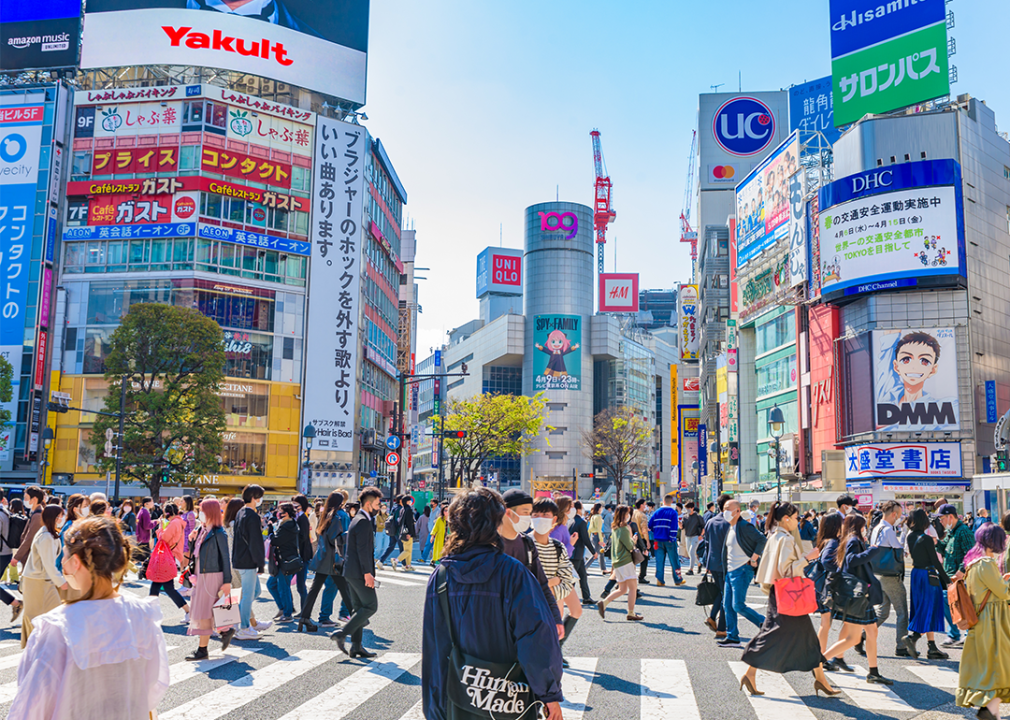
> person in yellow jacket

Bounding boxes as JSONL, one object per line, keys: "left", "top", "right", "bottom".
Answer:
{"left": 429, "top": 503, "right": 448, "bottom": 565}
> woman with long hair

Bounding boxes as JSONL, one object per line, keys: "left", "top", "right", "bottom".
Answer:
{"left": 185, "top": 498, "right": 235, "bottom": 661}
{"left": 738, "top": 502, "right": 839, "bottom": 697}
{"left": 416, "top": 503, "right": 431, "bottom": 564}
{"left": 597, "top": 505, "right": 642, "bottom": 621}
{"left": 814, "top": 512, "right": 851, "bottom": 670}
{"left": 10, "top": 516, "right": 169, "bottom": 718}
{"left": 298, "top": 491, "right": 353, "bottom": 632}
{"left": 956, "top": 523, "right": 1010, "bottom": 720}
{"left": 56, "top": 494, "right": 90, "bottom": 603}
{"left": 266, "top": 502, "right": 300, "bottom": 622}
{"left": 902, "top": 508, "right": 950, "bottom": 660}
{"left": 20, "top": 505, "right": 68, "bottom": 647}
{"left": 823, "top": 514, "right": 892, "bottom": 685}
{"left": 150, "top": 501, "right": 191, "bottom": 624}
{"left": 587, "top": 503, "right": 605, "bottom": 572}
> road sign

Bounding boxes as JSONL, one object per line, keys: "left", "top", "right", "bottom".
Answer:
{"left": 105, "top": 428, "right": 114, "bottom": 441}
{"left": 104, "top": 440, "right": 114, "bottom": 455}
{"left": 434, "top": 350, "right": 441, "bottom": 367}
{"left": 386, "top": 435, "right": 401, "bottom": 451}
{"left": 385, "top": 451, "right": 400, "bottom": 466}
{"left": 418, "top": 480, "right": 426, "bottom": 489}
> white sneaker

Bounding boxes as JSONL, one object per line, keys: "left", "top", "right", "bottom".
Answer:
{"left": 376, "top": 561, "right": 384, "bottom": 570}
{"left": 235, "top": 626, "right": 260, "bottom": 641}
{"left": 252, "top": 619, "right": 273, "bottom": 632}
{"left": 182, "top": 612, "right": 190, "bottom": 624}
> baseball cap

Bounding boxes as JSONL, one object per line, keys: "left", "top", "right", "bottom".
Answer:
{"left": 502, "top": 489, "right": 534, "bottom": 509}
{"left": 938, "top": 504, "right": 958, "bottom": 517}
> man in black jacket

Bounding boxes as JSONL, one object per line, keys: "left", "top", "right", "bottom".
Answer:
{"left": 331, "top": 486, "right": 382, "bottom": 658}
{"left": 570, "top": 501, "right": 596, "bottom": 604}
{"left": 291, "top": 495, "right": 314, "bottom": 614}
{"left": 233, "top": 484, "right": 271, "bottom": 640}
{"left": 719, "top": 499, "right": 767, "bottom": 649}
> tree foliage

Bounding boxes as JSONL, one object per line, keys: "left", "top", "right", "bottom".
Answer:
{"left": 0, "top": 354, "right": 12, "bottom": 427}
{"left": 582, "top": 407, "right": 653, "bottom": 503}
{"left": 91, "top": 304, "right": 226, "bottom": 497}
{"left": 443, "top": 392, "right": 551, "bottom": 486}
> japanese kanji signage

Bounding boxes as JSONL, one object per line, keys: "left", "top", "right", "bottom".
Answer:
{"left": 598, "top": 273, "right": 639, "bottom": 313}
{"left": 78, "top": 102, "right": 183, "bottom": 138}
{"left": 789, "top": 76, "right": 842, "bottom": 145}
{"left": 90, "top": 145, "right": 179, "bottom": 174}
{"left": 62, "top": 222, "right": 194, "bottom": 241}
{"left": 873, "top": 327, "right": 959, "bottom": 432}
{"left": 818, "top": 159, "right": 964, "bottom": 296}
{"left": 829, "top": 0, "right": 949, "bottom": 127}
{"left": 302, "top": 117, "right": 365, "bottom": 454}
{"left": 845, "top": 442, "right": 962, "bottom": 479}
{"left": 202, "top": 147, "right": 292, "bottom": 189}
{"left": 67, "top": 176, "right": 310, "bottom": 213}
{"left": 678, "top": 284, "right": 699, "bottom": 361}
{"left": 225, "top": 107, "right": 312, "bottom": 157}
{"left": 87, "top": 192, "right": 199, "bottom": 225}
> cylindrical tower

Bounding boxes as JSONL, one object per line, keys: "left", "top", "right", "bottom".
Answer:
{"left": 522, "top": 201, "right": 595, "bottom": 495}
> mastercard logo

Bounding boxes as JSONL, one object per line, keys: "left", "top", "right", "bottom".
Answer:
{"left": 174, "top": 196, "right": 196, "bottom": 219}
{"left": 712, "top": 165, "right": 736, "bottom": 179}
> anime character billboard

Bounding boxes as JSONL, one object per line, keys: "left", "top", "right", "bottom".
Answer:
{"left": 873, "top": 327, "right": 959, "bottom": 431}
{"left": 533, "top": 314, "right": 582, "bottom": 392}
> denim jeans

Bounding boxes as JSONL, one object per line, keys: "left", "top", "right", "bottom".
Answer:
{"left": 319, "top": 575, "right": 338, "bottom": 622}
{"left": 724, "top": 563, "right": 764, "bottom": 642}
{"left": 267, "top": 572, "right": 295, "bottom": 617}
{"left": 235, "top": 568, "right": 260, "bottom": 629}
{"left": 374, "top": 531, "right": 389, "bottom": 560}
{"left": 380, "top": 536, "right": 402, "bottom": 564}
{"left": 654, "top": 540, "right": 682, "bottom": 584}
{"left": 421, "top": 535, "right": 433, "bottom": 562}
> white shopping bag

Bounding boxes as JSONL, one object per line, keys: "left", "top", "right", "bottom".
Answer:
{"left": 212, "top": 592, "right": 240, "bottom": 629}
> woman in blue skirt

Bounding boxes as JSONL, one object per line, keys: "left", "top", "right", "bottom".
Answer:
{"left": 902, "top": 508, "right": 950, "bottom": 660}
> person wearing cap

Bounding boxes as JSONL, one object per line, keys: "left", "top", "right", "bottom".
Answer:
{"left": 938, "top": 503, "right": 974, "bottom": 647}
{"left": 498, "top": 489, "right": 565, "bottom": 640}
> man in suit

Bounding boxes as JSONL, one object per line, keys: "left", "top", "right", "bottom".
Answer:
{"left": 331, "top": 486, "right": 382, "bottom": 658}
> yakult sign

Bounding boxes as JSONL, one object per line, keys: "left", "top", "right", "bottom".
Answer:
{"left": 476, "top": 246, "right": 523, "bottom": 297}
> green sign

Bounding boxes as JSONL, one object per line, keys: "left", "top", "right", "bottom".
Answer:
{"left": 832, "top": 22, "right": 949, "bottom": 127}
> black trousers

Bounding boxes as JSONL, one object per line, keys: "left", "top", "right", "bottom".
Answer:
{"left": 300, "top": 571, "right": 351, "bottom": 621}
{"left": 342, "top": 576, "right": 379, "bottom": 644}
{"left": 571, "top": 549, "right": 592, "bottom": 601}
{"left": 638, "top": 555, "right": 650, "bottom": 581}
{"left": 709, "top": 569, "right": 726, "bottom": 631}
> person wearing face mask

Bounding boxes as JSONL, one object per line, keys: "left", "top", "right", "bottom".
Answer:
{"left": 232, "top": 484, "right": 270, "bottom": 639}
{"left": 9, "top": 515, "right": 170, "bottom": 719}
{"left": 55, "top": 495, "right": 89, "bottom": 603}
{"left": 869, "top": 500, "right": 911, "bottom": 658}
{"left": 186, "top": 498, "right": 235, "bottom": 661}
{"left": 718, "top": 499, "right": 767, "bottom": 649}
{"left": 13, "top": 486, "right": 46, "bottom": 570}
{"left": 532, "top": 498, "right": 580, "bottom": 665}
{"left": 20, "top": 505, "right": 69, "bottom": 647}
{"left": 550, "top": 495, "right": 575, "bottom": 556}
{"left": 938, "top": 503, "right": 975, "bottom": 648}
{"left": 597, "top": 504, "right": 643, "bottom": 621}
{"left": 329, "top": 486, "right": 383, "bottom": 658}
{"left": 497, "top": 489, "right": 565, "bottom": 639}
{"left": 266, "top": 502, "right": 300, "bottom": 623}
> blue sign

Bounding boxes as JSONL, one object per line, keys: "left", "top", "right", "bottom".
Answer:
{"left": 819, "top": 158, "right": 958, "bottom": 208}
{"left": 789, "top": 77, "right": 842, "bottom": 146}
{"left": 712, "top": 96, "right": 776, "bottom": 157}
{"left": 63, "top": 222, "right": 194, "bottom": 241}
{"left": 829, "top": 0, "right": 946, "bottom": 59}
{"left": 986, "top": 381, "right": 999, "bottom": 424}
{"left": 697, "top": 423, "right": 708, "bottom": 477}
{"left": 198, "top": 224, "right": 310, "bottom": 256}
{"left": 185, "top": 85, "right": 202, "bottom": 97}
{"left": 386, "top": 434, "right": 401, "bottom": 451}
{"left": 2, "top": 0, "right": 80, "bottom": 22}
{"left": 434, "top": 350, "right": 442, "bottom": 367}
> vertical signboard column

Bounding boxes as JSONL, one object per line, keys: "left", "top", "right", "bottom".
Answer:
{"left": 302, "top": 117, "right": 365, "bottom": 459}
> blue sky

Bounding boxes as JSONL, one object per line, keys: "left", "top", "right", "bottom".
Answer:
{"left": 362, "top": 0, "right": 1010, "bottom": 355}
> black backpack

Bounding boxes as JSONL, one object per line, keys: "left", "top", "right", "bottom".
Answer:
{"left": 2, "top": 507, "right": 27, "bottom": 553}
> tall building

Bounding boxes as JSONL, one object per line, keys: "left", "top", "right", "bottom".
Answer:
{"left": 636, "top": 288, "right": 678, "bottom": 330}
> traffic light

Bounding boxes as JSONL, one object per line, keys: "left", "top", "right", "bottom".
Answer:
{"left": 443, "top": 430, "right": 467, "bottom": 439}
{"left": 49, "top": 392, "right": 71, "bottom": 413}
{"left": 997, "top": 452, "right": 1009, "bottom": 472}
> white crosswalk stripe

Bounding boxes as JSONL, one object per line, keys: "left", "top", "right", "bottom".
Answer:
{"left": 168, "top": 647, "right": 261, "bottom": 685}
{"left": 904, "top": 664, "right": 958, "bottom": 688}
{"left": 826, "top": 665, "right": 916, "bottom": 712}
{"left": 397, "top": 700, "right": 425, "bottom": 720}
{"left": 640, "top": 659, "right": 701, "bottom": 720}
{"left": 728, "top": 661, "right": 819, "bottom": 720}
{"left": 560, "top": 657, "right": 597, "bottom": 720}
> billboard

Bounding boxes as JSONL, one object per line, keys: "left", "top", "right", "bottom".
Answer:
{"left": 736, "top": 132, "right": 800, "bottom": 268}
{"left": 80, "top": 0, "right": 369, "bottom": 106}
{"left": 0, "top": 0, "right": 81, "bottom": 71}
{"left": 829, "top": 0, "right": 948, "bottom": 127}
{"left": 873, "top": 327, "right": 959, "bottom": 432}
{"left": 533, "top": 314, "right": 582, "bottom": 392}
{"left": 698, "top": 92, "right": 789, "bottom": 191}
{"left": 818, "top": 159, "right": 964, "bottom": 297}
{"left": 790, "top": 76, "right": 842, "bottom": 145}
{"left": 302, "top": 116, "right": 366, "bottom": 454}
{"left": 670, "top": 365, "right": 678, "bottom": 469}
{"left": 475, "top": 247, "right": 523, "bottom": 297}
{"left": 678, "top": 405, "right": 700, "bottom": 488}
{"left": 845, "top": 441, "right": 962, "bottom": 479}
{"left": 598, "top": 273, "right": 639, "bottom": 313}
{"left": 678, "top": 284, "right": 699, "bottom": 361}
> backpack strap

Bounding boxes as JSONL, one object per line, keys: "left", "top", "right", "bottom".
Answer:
{"left": 435, "top": 563, "right": 458, "bottom": 649}
{"left": 520, "top": 533, "right": 536, "bottom": 570}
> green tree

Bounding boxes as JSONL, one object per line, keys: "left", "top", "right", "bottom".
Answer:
{"left": 0, "top": 355, "right": 13, "bottom": 454}
{"left": 91, "top": 304, "right": 226, "bottom": 498}
{"left": 582, "top": 407, "right": 653, "bottom": 503}
{"left": 443, "top": 392, "right": 551, "bottom": 487}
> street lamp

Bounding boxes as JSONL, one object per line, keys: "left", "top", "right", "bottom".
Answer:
{"left": 768, "top": 405, "right": 785, "bottom": 503}
{"left": 302, "top": 424, "right": 316, "bottom": 494}
{"left": 40, "top": 427, "right": 54, "bottom": 484}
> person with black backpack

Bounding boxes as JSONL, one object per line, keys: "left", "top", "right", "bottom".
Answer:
{"left": 0, "top": 499, "right": 24, "bottom": 621}
{"left": 297, "top": 490, "right": 352, "bottom": 632}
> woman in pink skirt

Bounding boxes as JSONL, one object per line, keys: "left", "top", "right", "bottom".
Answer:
{"left": 186, "top": 498, "right": 236, "bottom": 661}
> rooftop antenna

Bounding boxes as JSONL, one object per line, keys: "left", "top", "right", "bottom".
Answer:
{"left": 711, "top": 83, "right": 724, "bottom": 93}
{"left": 556, "top": 184, "right": 559, "bottom": 202}
{"left": 499, "top": 223, "right": 503, "bottom": 247}
{"left": 739, "top": 71, "right": 742, "bottom": 92}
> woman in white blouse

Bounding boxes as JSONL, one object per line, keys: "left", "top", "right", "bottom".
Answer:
{"left": 20, "top": 505, "right": 68, "bottom": 647}
{"left": 10, "top": 515, "right": 169, "bottom": 720}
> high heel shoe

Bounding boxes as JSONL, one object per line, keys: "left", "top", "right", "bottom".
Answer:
{"left": 740, "top": 675, "right": 764, "bottom": 696}
{"left": 814, "top": 679, "right": 841, "bottom": 697}
{"left": 297, "top": 618, "right": 318, "bottom": 633}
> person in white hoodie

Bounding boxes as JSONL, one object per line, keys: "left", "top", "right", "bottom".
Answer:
{"left": 10, "top": 514, "right": 169, "bottom": 720}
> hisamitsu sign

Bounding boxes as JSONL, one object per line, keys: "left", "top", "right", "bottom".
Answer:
{"left": 845, "top": 441, "right": 962, "bottom": 479}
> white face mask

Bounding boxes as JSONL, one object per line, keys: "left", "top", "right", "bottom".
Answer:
{"left": 723, "top": 510, "right": 735, "bottom": 523}
{"left": 80, "top": 506, "right": 90, "bottom": 518}
{"left": 531, "top": 517, "right": 553, "bottom": 535}
{"left": 511, "top": 514, "right": 532, "bottom": 533}
{"left": 199, "top": 511, "right": 206, "bottom": 523}
{"left": 566, "top": 509, "right": 576, "bottom": 521}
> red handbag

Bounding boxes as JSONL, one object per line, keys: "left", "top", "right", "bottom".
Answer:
{"left": 146, "top": 535, "right": 179, "bottom": 583}
{"left": 775, "top": 576, "right": 818, "bottom": 616}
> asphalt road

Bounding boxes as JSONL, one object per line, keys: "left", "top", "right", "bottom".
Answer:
{"left": 0, "top": 559, "right": 982, "bottom": 720}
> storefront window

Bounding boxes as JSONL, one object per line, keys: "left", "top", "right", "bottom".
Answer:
{"left": 83, "top": 328, "right": 116, "bottom": 373}
{"left": 218, "top": 431, "right": 266, "bottom": 476}
{"left": 223, "top": 331, "right": 273, "bottom": 380}
{"left": 757, "top": 354, "right": 797, "bottom": 398}
{"left": 756, "top": 312, "right": 796, "bottom": 355}
{"left": 197, "top": 290, "right": 274, "bottom": 332}
{"left": 220, "top": 383, "right": 269, "bottom": 428}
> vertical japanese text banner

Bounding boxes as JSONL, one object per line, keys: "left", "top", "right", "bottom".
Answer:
{"left": 303, "top": 117, "right": 365, "bottom": 454}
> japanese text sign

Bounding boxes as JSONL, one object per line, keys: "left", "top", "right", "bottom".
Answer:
{"left": 845, "top": 441, "right": 962, "bottom": 478}
{"left": 789, "top": 76, "right": 842, "bottom": 145}
{"left": 202, "top": 147, "right": 291, "bottom": 189}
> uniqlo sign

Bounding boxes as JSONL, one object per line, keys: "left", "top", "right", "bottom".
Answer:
{"left": 598, "top": 273, "right": 639, "bottom": 312}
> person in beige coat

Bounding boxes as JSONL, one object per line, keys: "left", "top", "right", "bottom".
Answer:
{"left": 738, "top": 501, "right": 840, "bottom": 698}
{"left": 21, "top": 505, "right": 69, "bottom": 647}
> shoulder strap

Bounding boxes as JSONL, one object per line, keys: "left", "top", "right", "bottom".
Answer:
{"left": 553, "top": 538, "right": 564, "bottom": 563}
{"left": 520, "top": 533, "right": 536, "bottom": 569}
{"left": 435, "top": 563, "right": 459, "bottom": 649}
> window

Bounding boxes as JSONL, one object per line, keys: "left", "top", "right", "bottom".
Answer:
{"left": 206, "top": 102, "right": 227, "bottom": 129}
{"left": 756, "top": 312, "right": 795, "bottom": 355}
{"left": 221, "top": 386, "right": 269, "bottom": 429}
{"left": 291, "top": 166, "right": 311, "bottom": 193}
{"left": 270, "top": 207, "right": 289, "bottom": 232}
{"left": 179, "top": 145, "right": 200, "bottom": 171}
{"left": 757, "top": 354, "right": 797, "bottom": 397}
{"left": 227, "top": 197, "right": 246, "bottom": 223}
{"left": 201, "top": 193, "right": 223, "bottom": 218}
{"left": 218, "top": 432, "right": 266, "bottom": 475}
{"left": 71, "top": 151, "right": 91, "bottom": 179}
{"left": 717, "top": 239, "right": 729, "bottom": 256}
{"left": 291, "top": 210, "right": 308, "bottom": 236}
{"left": 1004, "top": 166, "right": 1010, "bottom": 180}
{"left": 182, "top": 100, "right": 204, "bottom": 126}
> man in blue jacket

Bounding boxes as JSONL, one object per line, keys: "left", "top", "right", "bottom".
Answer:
{"left": 701, "top": 493, "right": 732, "bottom": 639}
{"left": 422, "top": 488, "right": 563, "bottom": 720}
{"left": 648, "top": 493, "right": 685, "bottom": 586}
{"left": 719, "top": 498, "right": 767, "bottom": 649}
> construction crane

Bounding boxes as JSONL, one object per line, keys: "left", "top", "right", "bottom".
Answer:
{"left": 590, "top": 129, "right": 616, "bottom": 274}
{"left": 680, "top": 130, "right": 698, "bottom": 269}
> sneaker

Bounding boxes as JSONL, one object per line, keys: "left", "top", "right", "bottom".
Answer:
{"left": 376, "top": 561, "right": 385, "bottom": 570}
{"left": 941, "top": 638, "right": 964, "bottom": 648}
{"left": 717, "top": 637, "right": 742, "bottom": 648}
{"left": 685, "top": 570, "right": 694, "bottom": 576}
{"left": 276, "top": 615, "right": 294, "bottom": 623}
{"left": 318, "top": 619, "right": 339, "bottom": 628}
{"left": 235, "top": 626, "right": 259, "bottom": 641}
{"left": 182, "top": 611, "right": 191, "bottom": 624}
{"left": 253, "top": 619, "right": 273, "bottom": 632}
{"left": 338, "top": 614, "right": 351, "bottom": 624}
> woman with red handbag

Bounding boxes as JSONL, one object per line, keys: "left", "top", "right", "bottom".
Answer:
{"left": 738, "top": 502, "right": 840, "bottom": 698}
{"left": 148, "top": 502, "right": 191, "bottom": 623}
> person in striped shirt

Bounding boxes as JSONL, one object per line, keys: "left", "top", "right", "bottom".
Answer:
{"left": 532, "top": 498, "right": 580, "bottom": 667}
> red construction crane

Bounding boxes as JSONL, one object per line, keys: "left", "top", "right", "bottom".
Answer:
{"left": 680, "top": 130, "right": 698, "bottom": 265}
{"left": 590, "top": 129, "right": 616, "bottom": 274}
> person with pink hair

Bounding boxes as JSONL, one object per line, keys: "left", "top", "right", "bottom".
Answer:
{"left": 536, "top": 330, "right": 580, "bottom": 378}
{"left": 185, "top": 498, "right": 236, "bottom": 661}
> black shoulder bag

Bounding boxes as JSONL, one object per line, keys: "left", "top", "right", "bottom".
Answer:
{"left": 695, "top": 572, "right": 720, "bottom": 607}
{"left": 435, "top": 564, "right": 541, "bottom": 720}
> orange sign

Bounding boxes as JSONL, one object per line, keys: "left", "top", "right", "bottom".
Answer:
{"left": 201, "top": 148, "right": 291, "bottom": 189}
